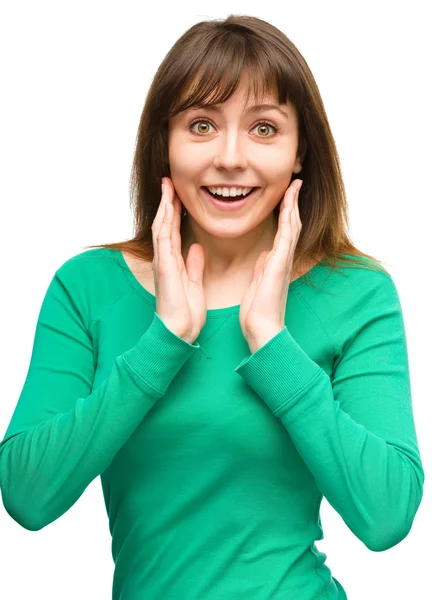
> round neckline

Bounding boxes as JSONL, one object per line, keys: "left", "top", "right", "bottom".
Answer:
{"left": 112, "top": 248, "right": 327, "bottom": 318}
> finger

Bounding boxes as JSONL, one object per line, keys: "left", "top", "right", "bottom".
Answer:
{"left": 287, "top": 179, "right": 302, "bottom": 216}
{"left": 292, "top": 180, "right": 303, "bottom": 211}
{"left": 155, "top": 179, "right": 180, "bottom": 261}
{"left": 272, "top": 203, "right": 291, "bottom": 253}
{"left": 253, "top": 251, "right": 268, "bottom": 282}
{"left": 153, "top": 179, "right": 168, "bottom": 231}
{"left": 170, "top": 190, "right": 182, "bottom": 258}
{"left": 157, "top": 198, "right": 175, "bottom": 262}
{"left": 279, "top": 183, "right": 294, "bottom": 213}
{"left": 274, "top": 206, "right": 294, "bottom": 272}
{"left": 291, "top": 181, "right": 303, "bottom": 228}
{"left": 287, "top": 193, "right": 302, "bottom": 257}
{"left": 274, "top": 182, "right": 297, "bottom": 248}
{"left": 282, "top": 205, "right": 294, "bottom": 243}
{"left": 152, "top": 180, "right": 167, "bottom": 259}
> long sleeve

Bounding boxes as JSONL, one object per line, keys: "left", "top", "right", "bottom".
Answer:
{"left": 0, "top": 265, "right": 200, "bottom": 531}
{"left": 234, "top": 272, "right": 424, "bottom": 553}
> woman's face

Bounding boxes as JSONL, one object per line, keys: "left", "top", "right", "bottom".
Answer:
{"left": 167, "top": 82, "right": 302, "bottom": 237}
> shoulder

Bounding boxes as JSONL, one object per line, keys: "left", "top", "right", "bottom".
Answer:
{"left": 120, "top": 250, "right": 154, "bottom": 275}
{"left": 295, "top": 254, "right": 401, "bottom": 336}
{"left": 51, "top": 248, "right": 131, "bottom": 329}
{"left": 335, "top": 257, "right": 399, "bottom": 308}
{"left": 55, "top": 247, "right": 116, "bottom": 275}
{"left": 295, "top": 254, "right": 392, "bottom": 299}
{"left": 321, "top": 255, "right": 399, "bottom": 308}
{"left": 314, "top": 254, "right": 394, "bottom": 294}
{"left": 318, "top": 258, "right": 403, "bottom": 351}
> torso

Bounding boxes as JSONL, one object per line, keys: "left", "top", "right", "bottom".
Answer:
{"left": 120, "top": 250, "right": 322, "bottom": 310}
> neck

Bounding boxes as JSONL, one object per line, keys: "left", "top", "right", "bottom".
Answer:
{"left": 180, "top": 213, "right": 279, "bottom": 279}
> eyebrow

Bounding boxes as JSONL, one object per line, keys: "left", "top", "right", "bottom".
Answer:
{"left": 190, "top": 103, "right": 289, "bottom": 119}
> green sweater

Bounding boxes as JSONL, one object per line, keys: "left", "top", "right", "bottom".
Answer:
{"left": 0, "top": 248, "right": 424, "bottom": 599}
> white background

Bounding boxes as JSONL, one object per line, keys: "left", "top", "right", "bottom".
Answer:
{"left": 0, "top": 1, "right": 442, "bottom": 598}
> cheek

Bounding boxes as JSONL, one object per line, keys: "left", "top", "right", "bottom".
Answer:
{"left": 169, "top": 145, "right": 204, "bottom": 178}
{"left": 168, "top": 132, "right": 193, "bottom": 169}
{"left": 257, "top": 189, "right": 285, "bottom": 220}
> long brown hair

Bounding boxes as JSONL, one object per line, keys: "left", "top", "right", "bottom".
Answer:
{"left": 84, "top": 14, "right": 391, "bottom": 287}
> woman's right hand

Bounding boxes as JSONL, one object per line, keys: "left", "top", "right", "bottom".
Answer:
{"left": 152, "top": 177, "right": 207, "bottom": 344}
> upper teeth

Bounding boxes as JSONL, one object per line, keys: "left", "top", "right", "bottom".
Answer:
{"left": 207, "top": 186, "right": 254, "bottom": 197}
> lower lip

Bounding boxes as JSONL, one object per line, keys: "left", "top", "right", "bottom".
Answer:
{"left": 201, "top": 187, "right": 260, "bottom": 211}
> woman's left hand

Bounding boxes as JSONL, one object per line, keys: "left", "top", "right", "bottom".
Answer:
{"left": 239, "top": 179, "right": 303, "bottom": 353}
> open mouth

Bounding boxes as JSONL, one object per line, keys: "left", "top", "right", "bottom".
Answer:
{"left": 202, "top": 186, "right": 259, "bottom": 202}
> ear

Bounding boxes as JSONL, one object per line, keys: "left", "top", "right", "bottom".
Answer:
{"left": 293, "top": 138, "right": 307, "bottom": 173}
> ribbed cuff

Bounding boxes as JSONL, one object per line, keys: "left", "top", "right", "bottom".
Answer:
{"left": 234, "top": 326, "right": 323, "bottom": 413}
{"left": 121, "top": 312, "right": 200, "bottom": 394}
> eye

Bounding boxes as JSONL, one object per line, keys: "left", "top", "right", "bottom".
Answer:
{"left": 188, "top": 118, "right": 279, "bottom": 138}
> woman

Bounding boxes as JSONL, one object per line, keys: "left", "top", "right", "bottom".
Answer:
{"left": 0, "top": 14, "right": 424, "bottom": 599}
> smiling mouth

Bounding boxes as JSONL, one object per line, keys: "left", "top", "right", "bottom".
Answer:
{"left": 201, "top": 186, "right": 259, "bottom": 201}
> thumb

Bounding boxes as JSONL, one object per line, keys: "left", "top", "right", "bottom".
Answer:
{"left": 185, "top": 243, "right": 205, "bottom": 287}
{"left": 252, "top": 251, "right": 269, "bottom": 282}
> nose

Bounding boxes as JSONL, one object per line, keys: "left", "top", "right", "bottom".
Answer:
{"left": 212, "top": 132, "right": 249, "bottom": 171}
